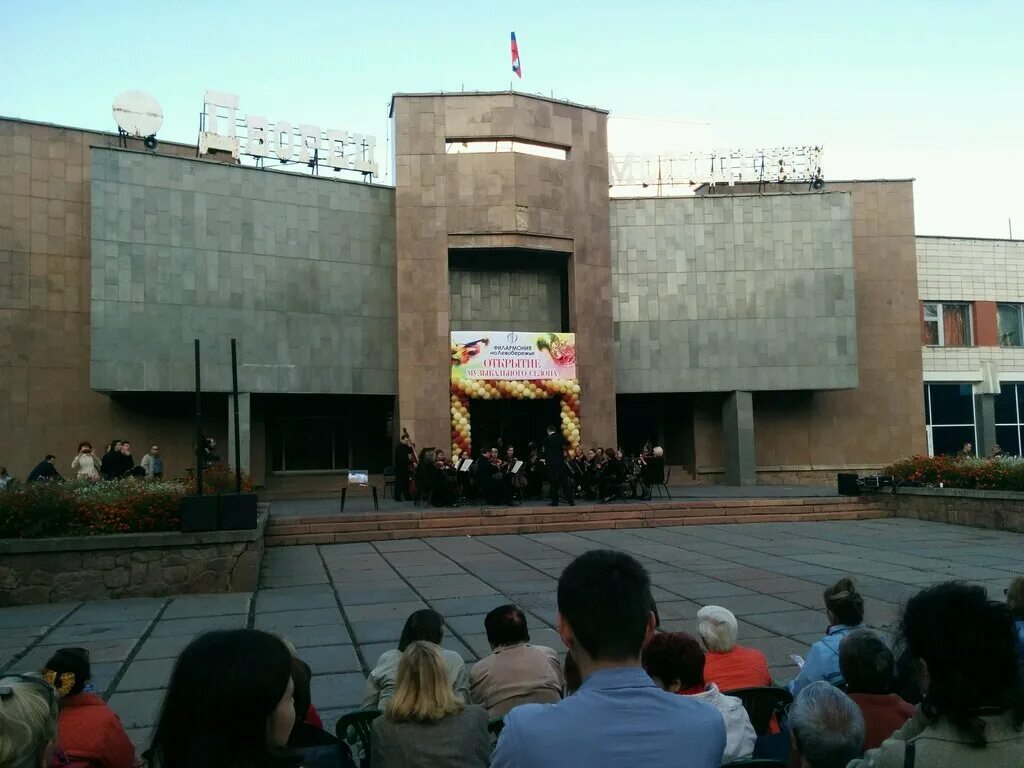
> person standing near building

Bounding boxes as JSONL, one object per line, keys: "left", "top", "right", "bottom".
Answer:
{"left": 543, "top": 425, "right": 574, "bottom": 507}
{"left": 119, "top": 441, "right": 136, "bottom": 475}
{"left": 71, "top": 442, "right": 101, "bottom": 481}
{"left": 101, "top": 440, "right": 124, "bottom": 480}
{"left": 0, "top": 466, "right": 14, "bottom": 490}
{"left": 27, "top": 455, "right": 61, "bottom": 482}
{"left": 393, "top": 432, "right": 415, "bottom": 502}
{"left": 140, "top": 444, "right": 164, "bottom": 480}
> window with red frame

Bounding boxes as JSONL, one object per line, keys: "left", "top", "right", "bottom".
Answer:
{"left": 922, "top": 302, "right": 973, "bottom": 347}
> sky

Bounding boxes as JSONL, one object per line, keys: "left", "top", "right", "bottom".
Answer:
{"left": 3, "top": 0, "right": 1022, "bottom": 238}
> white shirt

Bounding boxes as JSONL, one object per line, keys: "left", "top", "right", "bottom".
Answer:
{"left": 689, "top": 683, "right": 756, "bottom": 763}
{"left": 363, "top": 644, "right": 469, "bottom": 710}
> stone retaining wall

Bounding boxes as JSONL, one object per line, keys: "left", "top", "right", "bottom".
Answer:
{"left": 875, "top": 487, "right": 1024, "bottom": 533}
{"left": 0, "top": 513, "right": 267, "bottom": 606}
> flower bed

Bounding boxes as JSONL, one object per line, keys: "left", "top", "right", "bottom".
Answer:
{"left": 885, "top": 454, "right": 1024, "bottom": 491}
{"left": 0, "top": 479, "right": 186, "bottom": 539}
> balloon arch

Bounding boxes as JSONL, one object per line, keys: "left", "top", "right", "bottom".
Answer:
{"left": 450, "top": 377, "right": 582, "bottom": 459}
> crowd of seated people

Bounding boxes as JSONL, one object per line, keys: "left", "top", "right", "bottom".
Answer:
{"left": 5, "top": 561, "right": 1024, "bottom": 768}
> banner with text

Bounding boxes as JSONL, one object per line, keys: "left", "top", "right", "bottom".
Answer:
{"left": 450, "top": 331, "right": 577, "bottom": 381}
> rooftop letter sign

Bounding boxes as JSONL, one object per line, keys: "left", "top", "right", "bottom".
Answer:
{"left": 199, "top": 90, "right": 378, "bottom": 176}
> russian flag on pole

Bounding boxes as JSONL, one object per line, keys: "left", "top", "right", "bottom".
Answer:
{"left": 511, "top": 32, "right": 522, "bottom": 78}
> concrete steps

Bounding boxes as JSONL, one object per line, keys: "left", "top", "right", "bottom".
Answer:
{"left": 264, "top": 497, "right": 887, "bottom": 546}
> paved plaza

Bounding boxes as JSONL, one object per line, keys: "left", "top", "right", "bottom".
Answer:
{"left": 2, "top": 517, "right": 1023, "bottom": 750}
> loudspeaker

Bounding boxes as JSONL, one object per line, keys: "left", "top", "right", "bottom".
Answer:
{"left": 218, "top": 492, "right": 258, "bottom": 530}
{"left": 180, "top": 495, "right": 219, "bottom": 532}
{"left": 837, "top": 473, "right": 860, "bottom": 496}
{"left": 143, "top": 135, "right": 158, "bottom": 150}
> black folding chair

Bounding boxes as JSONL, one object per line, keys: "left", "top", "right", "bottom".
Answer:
{"left": 336, "top": 708, "right": 381, "bottom": 767}
{"left": 725, "top": 686, "right": 793, "bottom": 736}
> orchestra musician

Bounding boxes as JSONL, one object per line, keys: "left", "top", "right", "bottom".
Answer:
{"left": 393, "top": 429, "right": 416, "bottom": 502}
{"left": 504, "top": 446, "right": 528, "bottom": 496}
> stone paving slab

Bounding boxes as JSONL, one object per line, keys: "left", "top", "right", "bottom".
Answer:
{"left": 3, "top": 518, "right": 1024, "bottom": 735}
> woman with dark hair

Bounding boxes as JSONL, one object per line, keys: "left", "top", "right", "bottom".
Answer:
{"left": 363, "top": 609, "right": 469, "bottom": 710}
{"left": 147, "top": 629, "right": 302, "bottom": 768}
{"left": 287, "top": 657, "right": 355, "bottom": 768}
{"left": 372, "top": 642, "right": 489, "bottom": 768}
{"left": 790, "top": 576, "right": 866, "bottom": 695}
{"left": 642, "top": 632, "right": 755, "bottom": 764}
{"left": 41, "top": 647, "right": 136, "bottom": 768}
{"left": 849, "top": 582, "right": 1024, "bottom": 766}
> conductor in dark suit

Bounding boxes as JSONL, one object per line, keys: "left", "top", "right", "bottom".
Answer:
{"left": 543, "top": 425, "right": 574, "bottom": 507}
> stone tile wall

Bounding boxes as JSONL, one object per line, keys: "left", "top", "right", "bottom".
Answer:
{"left": 0, "top": 515, "right": 266, "bottom": 606}
{"left": 448, "top": 268, "right": 562, "bottom": 331}
{"left": 611, "top": 192, "right": 858, "bottom": 392}
{"left": 392, "top": 92, "right": 615, "bottom": 452}
{"left": 89, "top": 148, "right": 397, "bottom": 394}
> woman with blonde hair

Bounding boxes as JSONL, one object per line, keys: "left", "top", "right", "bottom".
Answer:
{"left": 371, "top": 641, "right": 489, "bottom": 768}
{"left": 0, "top": 674, "right": 60, "bottom": 768}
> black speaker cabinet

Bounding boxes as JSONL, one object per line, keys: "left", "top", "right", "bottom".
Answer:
{"left": 218, "top": 492, "right": 258, "bottom": 530}
{"left": 837, "top": 473, "right": 860, "bottom": 496}
{"left": 180, "top": 495, "right": 220, "bottom": 533}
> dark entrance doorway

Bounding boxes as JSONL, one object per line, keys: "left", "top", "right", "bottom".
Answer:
{"left": 471, "top": 399, "right": 561, "bottom": 458}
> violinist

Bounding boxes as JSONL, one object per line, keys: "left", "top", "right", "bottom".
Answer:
{"left": 504, "top": 446, "right": 528, "bottom": 495}
{"left": 431, "top": 448, "right": 458, "bottom": 507}
{"left": 477, "top": 447, "right": 513, "bottom": 505}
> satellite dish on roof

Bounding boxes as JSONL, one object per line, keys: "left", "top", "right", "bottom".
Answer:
{"left": 112, "top": 91, "right": 164, "bottom": 137}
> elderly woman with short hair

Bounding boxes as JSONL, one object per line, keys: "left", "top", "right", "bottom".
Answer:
{"left": 697, "top": 605, "right": 772, "bottom": 692}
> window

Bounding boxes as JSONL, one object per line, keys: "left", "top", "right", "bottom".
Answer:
{"left": 998, "top": 303, "right": 1024, "bottom": 347}
{"left": 922, "top": 302, "right": 973, "bottom": 347}
{"left": 923, "top": 383, "right": 976, "bottom": 456}
{"left": 444, "top": 139, "right": 568, "bottom": 160}
{"left": 995, "top": 383, "right": 1024, "bottom": 457}
{"left": 270, "top": 417, "right": 351, "bottom": 472}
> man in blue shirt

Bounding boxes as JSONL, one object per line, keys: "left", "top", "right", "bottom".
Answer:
{"left": 492, "top": 550, "right": 726, "bottom": 768}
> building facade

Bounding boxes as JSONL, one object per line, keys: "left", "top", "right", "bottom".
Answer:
{"left": 0, "top": 91, "right": 931, "bottom": 491}
{"left": 917, "top": 236, "right": 1024, "bottom": 457}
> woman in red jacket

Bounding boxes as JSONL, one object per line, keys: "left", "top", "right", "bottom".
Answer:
{"left": 41, "top": 648, "right": 137, "bottom": 768}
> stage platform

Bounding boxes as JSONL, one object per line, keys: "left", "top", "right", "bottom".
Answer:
{"left": 265, "top": 488, "right": 884, "bottom": 546}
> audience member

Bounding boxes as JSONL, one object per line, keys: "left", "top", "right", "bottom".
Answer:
{"left": 147, "top": 629, "right": 303, "bottom": 768}
{"left": 199, "top": 436, "right": 219, "bottom": 469}
{"left": 469, "top": 605, "right": 564, "bottom": 717}
{"left": 698, "top": 605, "right": 772, "bottom": 691}
{"left": 0, "top": 466, "right": 13, "bottom": 491}
{"left": 287, "top": 656, "right": 355, "bottom": 768}
{"left": 1007, "top": 576, "right": 1024, "bottom": 663}
{"left": 642, "top": 631, "right": 755, "bottom": 763}
{"left": 72, "top": 443, "right": 101, "bottom": 481}
{"left": 371, "top": 641, "right": 489, "bottom": 768}
{"left": 492, "top": 550, "right": 725, "bottom": 768}
{"left": 849, "top": 582, "right": 1024, "bottom": 767}
{"left": 839, "top": 630, "right": 913, "bottom": 750}
{"left": 41, "top": 647, "right": 135, "bottom": 768}
{"left": 790, "top": 577, "right": 865, "bottom": 695}
{"left": 140, "top": 445, "right": 164, "bottom": 480}
{"left": 563, "top": 653, "right": 582, "bottom": 695}
{"left": 0, "top": 673, "right": 60, "bottom": 768}
{"left": 27, "top": 455, "right": 60, "bottom": 483}
{"left": 100, "top": 441, "right": 125, "bottom": 480}
{"left": 789, "top": 681, "right": 866, "bottom": 768}
{"left": 364, "top": 609, "right": 469, "bottom": 710}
